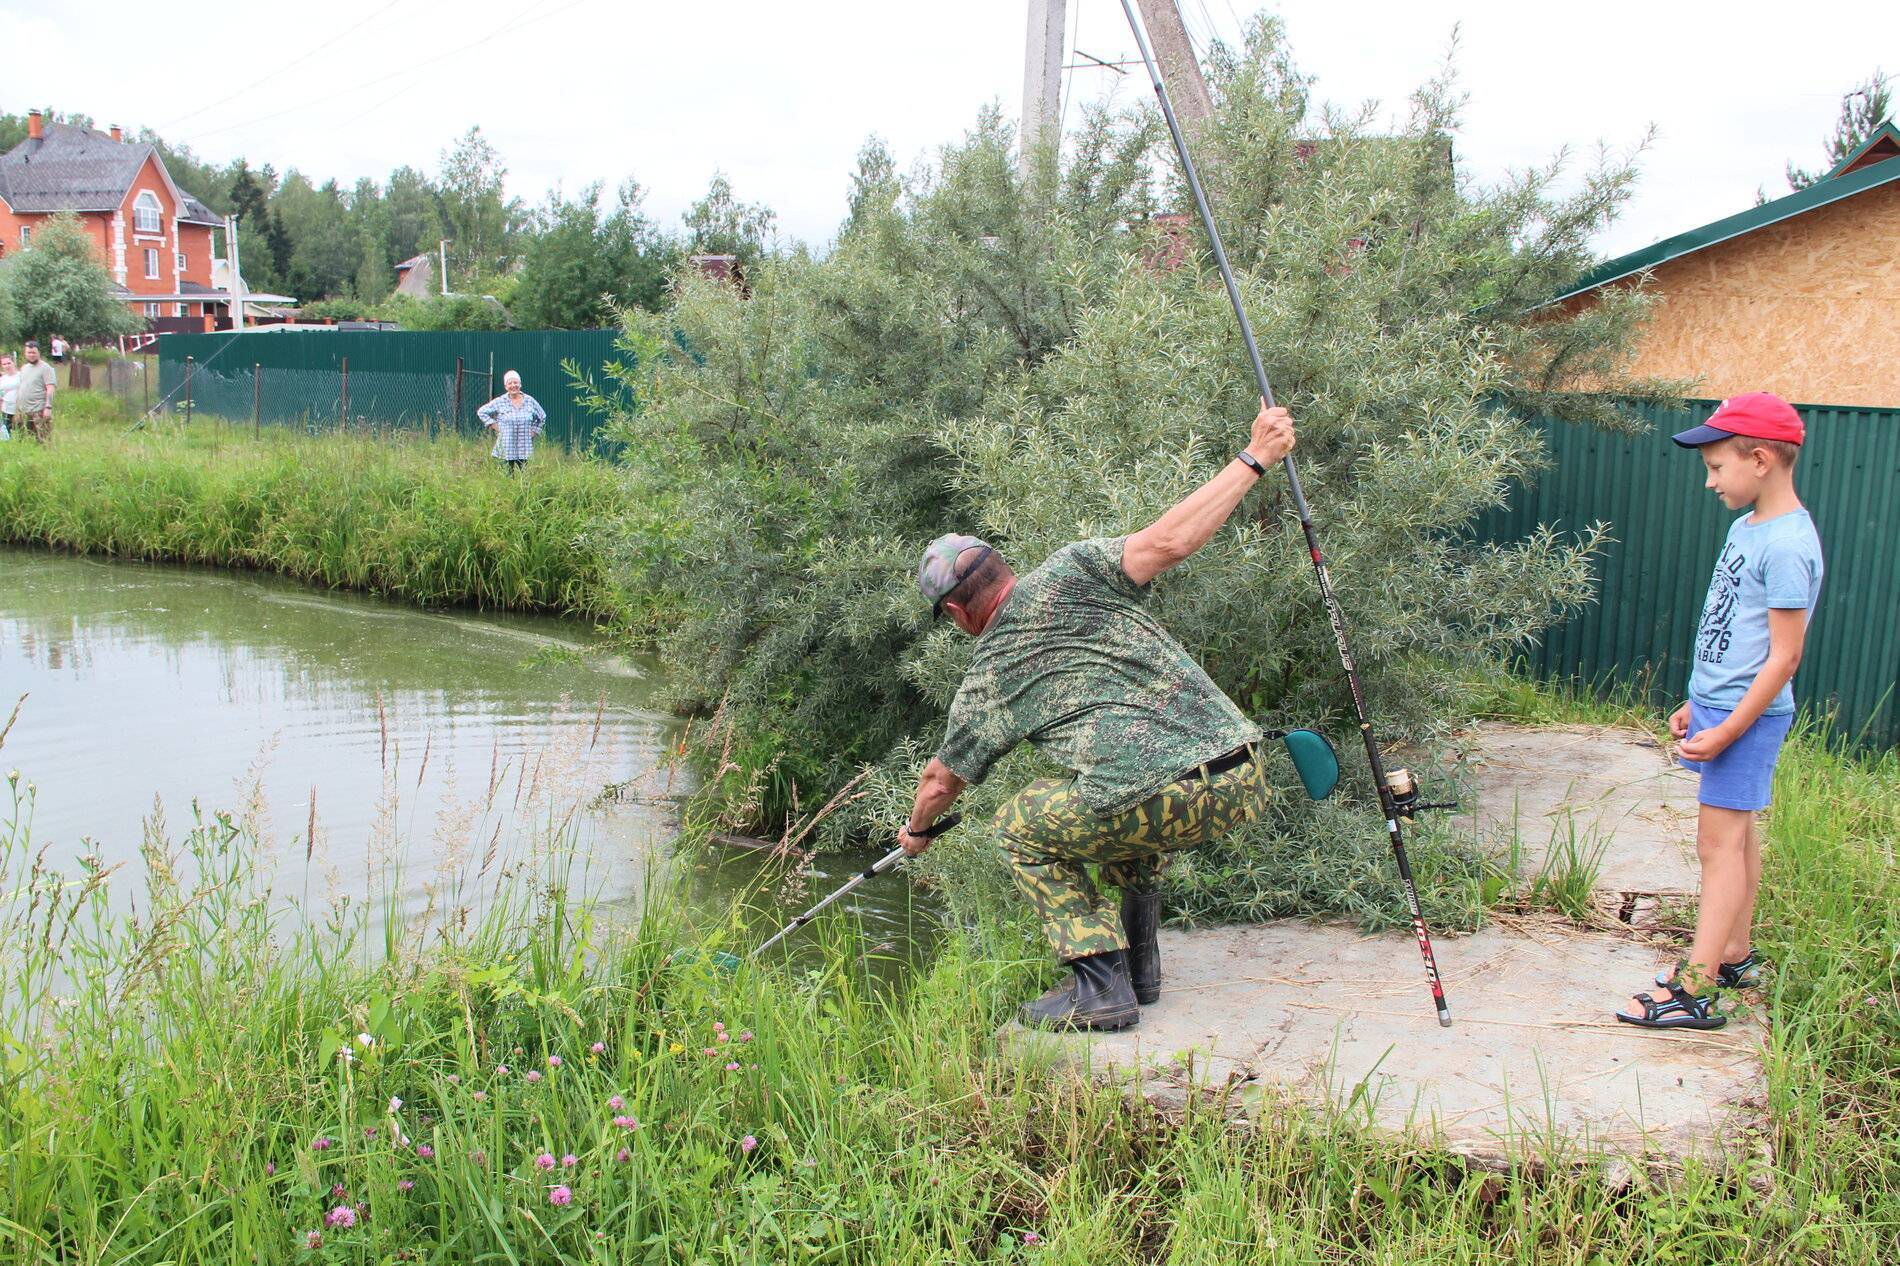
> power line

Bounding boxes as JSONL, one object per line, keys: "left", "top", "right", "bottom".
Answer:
{"left": 154, "top": 0, "right": 408, "bottom": 132}
{"left": 178, "top": 0, "right": 592, "bottom": 149}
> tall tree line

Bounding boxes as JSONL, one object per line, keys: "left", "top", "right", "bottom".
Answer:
{"left": 0, "top": 110, "right": 778, "bottom": 327}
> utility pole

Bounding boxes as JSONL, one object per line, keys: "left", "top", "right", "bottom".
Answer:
{"left": 438, "top": 238, "right": 451, "bottom": 296}
{"left": 1020, "top": 0, "right": 1066, "bottom": 177}
{"left": 226, "top": 215, "right": 247, "bottom": 331}
{"left": 1134, "top": 0, "right": 1214, "bottom": 128}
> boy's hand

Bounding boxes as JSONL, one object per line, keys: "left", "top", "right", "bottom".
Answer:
{"left": 1668, "top": 703, "right": 1690, "bottom": 740}
{"left": 1677, "top": 722, "right": 1735, "bottom": 764}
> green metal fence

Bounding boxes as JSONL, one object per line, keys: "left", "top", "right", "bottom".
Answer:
{"left": 155, "top": 329, "right": 624, "bottom": 451}
{"left": 1477, "top": 400, "right": 1900, "bottom": 747}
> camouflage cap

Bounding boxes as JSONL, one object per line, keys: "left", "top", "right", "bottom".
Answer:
{"left": 917, "top": 533, "right": 993, "bottom": 616}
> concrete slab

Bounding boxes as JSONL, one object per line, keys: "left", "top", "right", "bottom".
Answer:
{"left": 1449, "top": 723, "right": 1701, "bottom": 896}
{"left": 1004, "top": 921, "right": 1766, "bottom": 1172}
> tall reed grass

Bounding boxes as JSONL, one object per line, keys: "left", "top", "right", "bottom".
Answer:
{"left": 0, "top": 392, "right": 643, "bottom": 625}
{"left": 0, "top": 678, "right": 1895, "bottom": 1262}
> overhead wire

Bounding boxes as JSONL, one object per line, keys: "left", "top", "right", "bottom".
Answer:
{"left": 153, "top": 0, "right": 408, "bottom": 132}
{"left": 178, "top": 0, "right": 592, "bottom": 147}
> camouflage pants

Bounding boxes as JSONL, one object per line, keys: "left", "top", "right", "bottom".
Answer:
{"left": 994, "top": 751, "right": 1272, "bottom": 960}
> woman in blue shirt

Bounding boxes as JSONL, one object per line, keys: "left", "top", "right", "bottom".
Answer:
{"left": 477, "top": 370, "right": 546, "bottom": 473}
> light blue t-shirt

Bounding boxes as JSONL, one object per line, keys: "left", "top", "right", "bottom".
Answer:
{"left": 1688, "top": 509, "right": 1824, "bottom": 715}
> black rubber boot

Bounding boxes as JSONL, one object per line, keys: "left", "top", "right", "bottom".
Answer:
{"left": 1018, "top": 949, "right": 1140, "bottom": 1032}
{"left": 1121, "top": 891, "right": 1163, "bottom": 1005}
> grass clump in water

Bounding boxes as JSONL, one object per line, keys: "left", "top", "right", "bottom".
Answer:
{"left": 0, "top": 391, "right": 655, "bottom": 626}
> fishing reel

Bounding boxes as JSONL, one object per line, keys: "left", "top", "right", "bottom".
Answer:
{"left": 1384, "top": 768, "right": 1458, "bottom": 820}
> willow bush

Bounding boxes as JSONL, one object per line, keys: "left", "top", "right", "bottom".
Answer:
{"left": 607, "top": 19, "right": 1678, "bottom": 924}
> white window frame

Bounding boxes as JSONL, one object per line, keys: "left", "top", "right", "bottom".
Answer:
{"left": 133, "top": 191, "right": 162, "bottom": 234}
{"left": 173, "top": 303, "right": 186, "bottom": 317}
{"left": 176, "top": 251, "right": 187, "bottom": 272}
{"left": 144, "top": 247, "right": 159, "bottom": 279}
{"left": 18, "top": 225, "right": 29, "bottom": 248}
{"left": 143, "top": 302, "right": 161, "bottom": 318}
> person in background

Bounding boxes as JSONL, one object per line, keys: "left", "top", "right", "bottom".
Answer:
{"left": 15, "top": 341, "right": 56, "bottom": 444}
{"left": 477, "top": 370, "right": 545, "bottom": 474}
{"left": 49, "top": 334, "right": 69, "bottom": 367}
{"left": 0, "top": 354, "right": 18, "bottom": 440}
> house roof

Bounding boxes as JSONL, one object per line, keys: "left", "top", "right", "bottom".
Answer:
{"left": 1825, "top": 119, "right": 1900, "bottom": 179}
{"left": 1553, "top": 127, "right": 1900, "bottom": 304}
{"left": 0, "top": 122, "right": 222, "bottom": 225}
{"left": 394, "top": 253, "right": 429, "bottom": 271}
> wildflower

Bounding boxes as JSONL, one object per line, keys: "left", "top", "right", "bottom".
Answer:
{"left": 446, "top": 1073, "right": 460, "bottom": 1084}
{"left": 331, "top": 1183, "right": 348, "bottom": 1200}
{"left": 356, "top": 1032, "right": 373, "bottom": 1049}
{"left": 740, "top": 1135, "right": 757, "bottom": 1153}
{"left": 325, "top": 1205, "right": 356, "bottom": 1229}
{"left": 713, "top": 1021, "right": 725, "bottom": 1033}
{"left": 470, "top": 1149, "right": 487, "bottom": 1165}
{"left": 1024, "top": 1231, "right": 1042, "bottom": 1245}
{"left": 339, "top": 1049, "right": 355, "bottom": 1065}
{"left": 388, "top": 1096, "right": 402, "bottom": 1113}
{"left": 496, "top": 1064, "right": 509, "bottom": 1076}
{"left": 265, "top": 1161, "right": 276, "bottom": 1176}
{"left": 717, "top": 1032, "right": 729, "bottom": 1044}
{"left": 397, "top": 1180, "right": 415, "bottom": 1192}
{"left": 535, "top": 1152, "right": 556, "bottom": 1171}
{"left": 525, "top": 1070, "right": 543, "bottom": 1083}
{"left": 416, "top": 1144, "right": 435, "bottom": 1160}
{"left": 549, "top": 1184, "right": 573, "bottom": 1207}
{"left": 304, "top": 1230, "right": 322, "bottom": 1250}
{"left": 562, "top": 1153, "right": 578, "bottom": 1168}
{"left": 591, "top": 1042, "right": 605, "bottom": 1055}
{"left": 608, "top": 1095, "right": 625, "bottom": 1110}
{"left": 514, "top": 1045, "right": 524, "bottom": 1055}
{"left": 616, "top": 1147, "right": 631, "bottom": 1163}
{"left": 547, "top": 1055, "right": 562, "bottom": 1069}
{"left": 471, "top": 1091, "right": 488, "bottom": 1102}
{"left": 613, "top": 1115, "right": 639, "bottom": 1130}
{"left": 668, "top": 1042, "right": 684, "bottom": 1055}
{"left": 365, "top": 1127, "right": 377, "bottom": 1139}
{"left": 725, "top": 1062, "right": 740, "bottom": 1072}
{"left": 311, "top": 1137, "right": 334, "bottom": 1152}
{"left": 739, "top": 1031, "right": 754, "bottom": 1043}
{"left": 703, "top": 1047, "right": 717, "bottom": 1056}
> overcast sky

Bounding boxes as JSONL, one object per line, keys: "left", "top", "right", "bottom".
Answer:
{"left": 12, "top": 0, "right": 1895, "bottom": 260}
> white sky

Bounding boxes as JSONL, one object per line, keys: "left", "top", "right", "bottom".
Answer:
{"left": 15, "top": 0, "right": 1897, "bottom": 260}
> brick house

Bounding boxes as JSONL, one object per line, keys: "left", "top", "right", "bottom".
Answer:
{"left": 1550, "top": 121, "right": 1900, "bottom": 407}
{"left": 0, "top": 109, "right": 226, "bottom": 324}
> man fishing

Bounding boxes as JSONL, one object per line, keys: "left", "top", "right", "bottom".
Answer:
{"left": 898, "top": 401, "right": 1296, "bottom": 1031}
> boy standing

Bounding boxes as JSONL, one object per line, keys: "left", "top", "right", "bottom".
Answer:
{"left": 1618, "top": 393, "right": 1823, "bottom": 1031}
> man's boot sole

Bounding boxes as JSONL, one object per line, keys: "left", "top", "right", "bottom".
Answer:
{"left": 1017, "top": 1003, "right": 1140, "bottom": 1032}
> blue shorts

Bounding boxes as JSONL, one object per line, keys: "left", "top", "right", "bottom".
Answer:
{"left": 1678, "top": 701, "right": 1792, "bottom": 811}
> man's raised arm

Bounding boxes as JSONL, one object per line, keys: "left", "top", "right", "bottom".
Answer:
{"left": 1120, "top": 401, "right": 1295, "bottom": 586}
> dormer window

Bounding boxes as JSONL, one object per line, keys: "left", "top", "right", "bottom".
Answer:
{"left": 133, "top": 191, "right": 162, "bottom": 234}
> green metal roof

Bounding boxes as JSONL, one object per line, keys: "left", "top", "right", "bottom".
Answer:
{"left": 1825, "top": 120, "right": 1900, "bottom": 179}
{"left": 1552, "top": 140, "right": 1900, "bottom": 304}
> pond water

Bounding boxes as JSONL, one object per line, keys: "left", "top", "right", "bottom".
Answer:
{"left": 0, "top": 549, "right": 940, "bottom": 963}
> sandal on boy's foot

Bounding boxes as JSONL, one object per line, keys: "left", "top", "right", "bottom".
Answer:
{"left": 1655, "top": 949, "right": 1764, "bottom": 991}
{"left": 1617, "top": 980, "right": 1726, "bottom": 1031}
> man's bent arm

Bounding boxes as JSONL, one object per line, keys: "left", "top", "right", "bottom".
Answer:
{"left": 1122, "top": 402, "right": 1294, "bottom": 586}
{"left": 898, "top": 758, "right": 967, "bottom": 855}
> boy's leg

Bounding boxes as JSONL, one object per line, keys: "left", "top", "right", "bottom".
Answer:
{"left": 1725, "top": 815, "right": 1763, "bottom": 965}
{"left": 1632, "top": 804, "right": 1751, "bottom": 1008}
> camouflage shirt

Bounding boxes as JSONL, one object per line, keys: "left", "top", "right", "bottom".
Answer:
{"left": 936, "top": 537, "right": 1260, "bottom": 814}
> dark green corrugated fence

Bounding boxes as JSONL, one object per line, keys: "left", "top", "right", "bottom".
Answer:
{"left": 155, "top": 329, "right": 624, "bottom": 451}
{"left": 1477, "top": 400, "right": 1900, "bottom": 747}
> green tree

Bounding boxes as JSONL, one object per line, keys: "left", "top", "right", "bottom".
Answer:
{"left": 383, "top": 165, "right": 444, "bottom": 266}
{"left": 439, "top": 127, "right": 523, "bottom": 278}
{"left": 1787, "top": 69, "right": 1892, "bottom": 190}
{"left": 0, "top": 212, "right": 141, "bottom": 343}
{"left": 226, "top": 162, "right": 281, "bottom": 291}
{"left": 513, "top": 180, "right": 678, "bottom": 328}
{"left": 682, "top": 171, "right": 775, "bottom": 268}
{"left": 273, "top": 174, "right": 356, "bottom": 299}
{"left": 604, "top": 17, "right": 1679, "bottom": 913}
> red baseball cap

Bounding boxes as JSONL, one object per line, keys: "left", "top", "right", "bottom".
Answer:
{"left": 1671, "top": 392, "right": 1804, "bottom": 448}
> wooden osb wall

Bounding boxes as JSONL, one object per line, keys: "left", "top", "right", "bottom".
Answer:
{"left": 1568, "top": 176, "right": 1900, "bottom": 407}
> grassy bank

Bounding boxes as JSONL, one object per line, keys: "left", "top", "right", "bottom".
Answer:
{"left": 0, "top": 391, "right": 644, "bottom": 626}
{"left": 0, "top": 680, "right": 1894, "bottom": 1262}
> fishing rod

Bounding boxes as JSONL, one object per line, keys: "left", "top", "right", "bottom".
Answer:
{"left": 751, "top": 814, "right": 962, "bottom": 958}
{"left": 1116, "top": 0, "right": 1452, "bottom": 1027}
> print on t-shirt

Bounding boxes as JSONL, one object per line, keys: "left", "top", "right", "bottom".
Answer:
{"left": 1696, "top": 543, "right": 1746, "bottom": 666}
